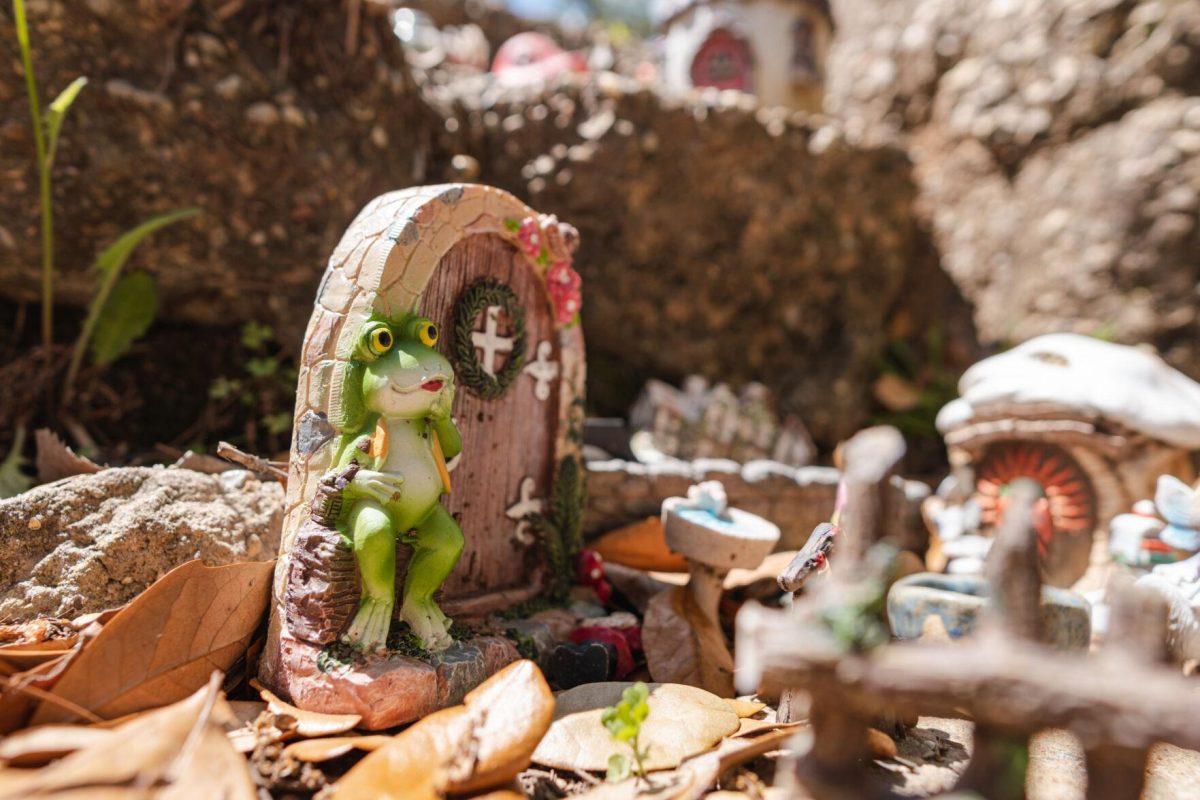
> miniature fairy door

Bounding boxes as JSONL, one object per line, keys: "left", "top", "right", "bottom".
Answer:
{"left": 279, "top": 185, "right": 585, "bottom": 614}
{"left": 690, "top": 28, "right": 754, "bottom": 92}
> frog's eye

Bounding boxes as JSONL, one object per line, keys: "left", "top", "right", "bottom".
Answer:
{"left": 366, "top": 326, "right": 394, "bottom": 357}
{"left": 416, "top": 320, "right": 439, "bottom": 347}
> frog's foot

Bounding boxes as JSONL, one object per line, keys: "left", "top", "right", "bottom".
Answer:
{"left": 342, "top": 596, "right": 393, "bottom": 653}
{"left": 399, "top": 599, "right": 453, "bottom": 652}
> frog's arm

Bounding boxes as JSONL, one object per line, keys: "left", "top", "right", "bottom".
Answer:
{"left": 431, "top": 416, "right": 462, "bottom": 460}
{"left": 332, "top": 429, "right": 382, "bottom": 472}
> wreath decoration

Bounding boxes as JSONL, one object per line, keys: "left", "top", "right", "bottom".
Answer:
{"left": 452, "top": 279, "right": 527, "bottom": 399}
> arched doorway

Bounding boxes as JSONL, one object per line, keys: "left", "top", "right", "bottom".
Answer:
{"left": 975, "top": 441, "right": 1097, "bottom": 586}
{"left": 690, "top": 28, "right": 754, "bottom": 92}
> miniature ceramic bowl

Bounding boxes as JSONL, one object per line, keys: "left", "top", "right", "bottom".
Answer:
{"left": 886, "top": 572, "right": 1092, "bottom": 651}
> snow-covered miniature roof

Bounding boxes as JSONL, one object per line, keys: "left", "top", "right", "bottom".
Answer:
{"left": 936, "top": 333, "right": 1200, "bottom": 449}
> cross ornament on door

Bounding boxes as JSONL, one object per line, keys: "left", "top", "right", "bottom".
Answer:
{"left": 471, "top": 305, "right": 515, "bottom": 377}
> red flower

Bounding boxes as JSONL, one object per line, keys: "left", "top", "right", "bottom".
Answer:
{"left": 517, "top": 217, "right": 541, "bottom": 256}
{"left": 547, "top": 260, "right": 582, "bottom": 326}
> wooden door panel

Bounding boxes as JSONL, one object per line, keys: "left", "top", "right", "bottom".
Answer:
{"left": 419, "top": 234, "right": 560, "bottom": 598}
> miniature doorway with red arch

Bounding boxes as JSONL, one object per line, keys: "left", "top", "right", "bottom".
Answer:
{"left": 690, "top": 28, "right": 754, "bottom": 93}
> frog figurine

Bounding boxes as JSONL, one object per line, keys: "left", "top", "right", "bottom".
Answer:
{"left": 326, "top": 313, "right": 464, "bottom": 653}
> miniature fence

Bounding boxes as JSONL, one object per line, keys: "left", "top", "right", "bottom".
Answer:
{"left": 738, "top": 429, "right": 1200, "bottom": 800}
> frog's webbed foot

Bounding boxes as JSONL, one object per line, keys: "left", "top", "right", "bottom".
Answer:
{"left": 399, "top": 599, "right": 454, "bottom": 652}
{"left": 342, "top": 595, "right": 393, "bottom": 653}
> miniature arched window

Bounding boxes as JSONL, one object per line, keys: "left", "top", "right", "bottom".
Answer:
{"left": 690, "top": 28, "right": 754, "bottom": 92}
{"left": 791, "top": 16, "right": 820, "bottom": 82}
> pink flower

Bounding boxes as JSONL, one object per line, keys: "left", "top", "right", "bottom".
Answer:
{"left": 517, "top": 217, "right": 541, "bottom": 256}
{"left": 547, "top": 260, "right": 582, "bottom": 325}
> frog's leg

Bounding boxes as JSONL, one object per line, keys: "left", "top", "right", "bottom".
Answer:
{"left": 398, "top": 504, "right": 464, "bottom": 652}
{"left": 341, "top": 499, "right": 396, "bottom": 652}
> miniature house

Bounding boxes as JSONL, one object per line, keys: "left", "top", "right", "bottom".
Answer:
{"left": 935, "top": 333, "right": 1200, "bottom": 586}
{"left": 654, "top": 0, "right": 833, "bottom": 111}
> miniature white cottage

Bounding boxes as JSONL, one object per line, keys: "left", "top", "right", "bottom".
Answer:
{"left": 654, "top": 0, "right": 833, "bottom": 111}
{"left": 933, "top": 334, "right": 1200, "bottom": 586}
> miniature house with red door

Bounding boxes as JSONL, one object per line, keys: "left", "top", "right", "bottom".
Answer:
{"left": 655, "top": 0, "right": 834, "bottom": 112}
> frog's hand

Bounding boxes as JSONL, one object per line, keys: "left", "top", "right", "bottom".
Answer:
{"left": 350, "top": 469, "right": 406, "bottom": 505}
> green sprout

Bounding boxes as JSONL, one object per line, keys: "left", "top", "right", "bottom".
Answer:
{"left": 13, "top": 0, "right": 196, "bottom": 400}
{"left": 601, "top": 682, "right": 651, "bottom": 783}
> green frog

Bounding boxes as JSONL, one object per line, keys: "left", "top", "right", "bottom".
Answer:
{"left": 328, "top": 313, "right": 464, "bottom": 653}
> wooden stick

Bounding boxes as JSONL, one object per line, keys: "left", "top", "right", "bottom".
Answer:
{"left": 836, "top": 426, "right": 905, "bottom": 564}
{"left": 216, "top": 441, "right": 288, "bottom": 483}
{"left": 985, "top": 477, "right": 1043, "bottom": 642}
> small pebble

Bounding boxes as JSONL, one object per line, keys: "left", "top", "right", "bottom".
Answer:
{"left": 28, "top": 516, "right": 42, "bottom": 531}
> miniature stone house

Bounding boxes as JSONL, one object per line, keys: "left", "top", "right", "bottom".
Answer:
{"left": 935, "top": 334, "right": 1200, "bottom": 586}
{"left": 654, "top": 0, "right": 833, "bottom": 112}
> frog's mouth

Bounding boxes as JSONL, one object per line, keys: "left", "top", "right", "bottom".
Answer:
{"left": 391, "top": 374, "right": 450, "bottom": 395}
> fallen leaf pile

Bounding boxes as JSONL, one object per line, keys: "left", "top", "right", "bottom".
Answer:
{"left": 0, "top": 555, "right": 806, "bottom": 799}
{"left": 0, "top": 673, "right": 256, "bottom": 798}
{"left": 0, "top": 560, "right": 274, "bottom": 735}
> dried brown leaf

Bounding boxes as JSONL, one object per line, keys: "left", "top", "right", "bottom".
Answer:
{"left": 0, "top": 638, "right": 79, "bottom": 672}
{"left": 0, "top": 674, "right": 254, "bottom": 800}
{"left": 0, "top": 725, "right": 112, "bottom": 767}
{"left": 34, "top": 429, "right": 103, "bottom": 483}
{"left": 255, "top": 683, "right": 360, "bottom": 737}
{"left": 30, "top": 560, "right": 274, "bottom": 724}
{"left": 334, "top": 660, "right": 555, "bottom": 799}
{"left": 532, "top": 682, "right": 740, "bottom": 773}
{"left": 571, "top": 725, "right": 798, "bottom": 800}
{"left": 723, "top": 698, "right": 766, "bottom": 719}
{"left": 0, "top": 653, "right": 81, "bottom": 734}
{"left": 284, "top": 735, "right": 394, "bottom": 762}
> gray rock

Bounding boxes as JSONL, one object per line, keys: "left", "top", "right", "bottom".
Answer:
{"left": 828, "top": 0, "right": 1200, "bottom": 376}
{"left": 0, "top": 466, "right": 283, "bottom": 620}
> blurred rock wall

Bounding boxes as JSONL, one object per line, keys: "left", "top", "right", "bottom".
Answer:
{"left": 828, "top": 0, "right": 1200, "bottom": 371}
{"left": 0, "top": 1, "right": 967, "bottom": 449}
{"left": 425, "top": 75, "right": 960, "bottom": 442}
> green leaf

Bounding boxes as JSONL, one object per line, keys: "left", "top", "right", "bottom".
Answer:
{"left": 245, "top": 357, "right": 278, "bottom": 378}
{"left": 240, "top": 321, "right": 273, "bottom": 349}
{"left": 604, "top": 754, "right": 631, "bottom": 783}
{"left": 89, "top": 271, "right": 158, "bottom": 365}
{"left": 93, "top": 208, "right": 199, "bottom": 281}
{"left": 0, "top": 428, "right": 33, "bottom": 499}
{"left": 65, "top": 208, "right": 199, "bottom": 395}
{"left": 44, "top": 76, "right": 87, "bottom": 166}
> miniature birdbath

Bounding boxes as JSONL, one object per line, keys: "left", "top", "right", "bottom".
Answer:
{"left": 645, "top": 482, "right": 779, "bottom": 696}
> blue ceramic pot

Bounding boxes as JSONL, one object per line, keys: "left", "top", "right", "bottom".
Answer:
{"left": 886, "top": 572, "right": 1091, "bottom": 651}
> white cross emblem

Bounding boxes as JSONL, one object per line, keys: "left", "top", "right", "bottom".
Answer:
{"left": 522, "top": 340, "right": 559, "bottom": 401}
{"left": 471, "top": 305, "right": 514, "bottom": 376}
{"left": 505, "top": 476, "right": 545, "bottom": 545}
